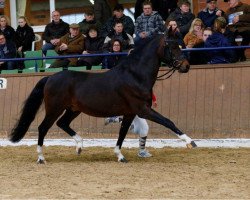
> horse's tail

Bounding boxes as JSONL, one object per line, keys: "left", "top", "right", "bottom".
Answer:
{"left": 9, "top": 76, "right": 49, "bottom": 142}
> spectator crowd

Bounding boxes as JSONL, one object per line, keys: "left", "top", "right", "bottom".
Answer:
{"left": 0, "top": 0, "right": 249, "bottom": 71}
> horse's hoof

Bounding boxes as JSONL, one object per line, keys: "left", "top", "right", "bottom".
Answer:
{"left": 76, "top": 148, "right": 82, "bottom": 155}
{"left": 37, "top": 159, "right": 46, "bottom": 164}
{"left": 186, "top": 141, "right": 197, "bottom": 149}
{"left": 119, "top": 158, "right": 128, "bottom": 163}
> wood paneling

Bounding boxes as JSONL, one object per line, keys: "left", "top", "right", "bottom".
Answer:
{"left": 0, "top": 63, "right": 250, "bottom": 139}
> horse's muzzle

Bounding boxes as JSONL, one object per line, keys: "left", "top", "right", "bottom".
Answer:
{"left": 178, "top": 60, "right": 190, "bottom": 73}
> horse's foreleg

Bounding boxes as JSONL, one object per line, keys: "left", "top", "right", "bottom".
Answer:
{"left": 139, "top": 108, "right": 197, "bottom": 148}
{"left": 56, "top": 110, "right": 82, "bottom": 154}
{"left": 115, "top": 115, "right": 135, "bottom": 162}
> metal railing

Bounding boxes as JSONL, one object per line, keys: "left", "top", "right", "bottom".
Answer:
{"left": 0, "top": 46, "right": 249, "bottom": 73}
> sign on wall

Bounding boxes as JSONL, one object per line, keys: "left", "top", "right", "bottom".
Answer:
{"left": 0, "top": 78, "right": 7, "bottom": 89}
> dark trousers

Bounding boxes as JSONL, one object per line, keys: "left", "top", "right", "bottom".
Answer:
{"left": 0, "top": 61, "right": 17, "bottom": 70}
{"left": 236, "top": 30, "right": 250, "bottom": 60}
{"left": 50, "top": 59, "right": 70, "bottom": 69}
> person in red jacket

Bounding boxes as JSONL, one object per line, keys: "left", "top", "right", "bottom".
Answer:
{"left": 104, "top": 93, "right": 157, "bottom": 158}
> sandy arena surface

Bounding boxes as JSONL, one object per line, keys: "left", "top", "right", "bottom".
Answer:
{"left": 0, "top": 146, "right": 249, "bottom": 199}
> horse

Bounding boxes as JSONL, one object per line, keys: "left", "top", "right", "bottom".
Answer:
{"left": 10, "top": 29, "right": 197, "bottom": 163}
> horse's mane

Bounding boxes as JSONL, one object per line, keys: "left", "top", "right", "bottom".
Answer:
{"left": 117, "top": 35, "right": 163, "bottom": 70}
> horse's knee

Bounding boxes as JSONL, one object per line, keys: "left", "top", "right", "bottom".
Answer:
{"left": 56, "top": 118, "right": 68, "bottom": 129}
{"left": 56, "top": 120, "right": 63, "bottom": 128}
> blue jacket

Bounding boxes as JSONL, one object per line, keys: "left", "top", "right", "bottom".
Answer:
{"left": 197, "top": 8, "right": 223, "bottom": 28}
{"left": 205, "top": 32, "right": 237, "bottom": 64}
{"left": 0, "top": 41, "right": 16, "bottom": 59}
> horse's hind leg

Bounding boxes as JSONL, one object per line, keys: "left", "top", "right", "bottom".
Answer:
{"left": 56, "top": 109, "right": 82, "bottom": 154}
{"left": 37, "top": 111, "right": 64, "bottom": 164}
{"left": 139, "top": 108, "right": 197, "bottom": 148}
{"left": 115, "top": 115, "right": 135, "bottom": 162}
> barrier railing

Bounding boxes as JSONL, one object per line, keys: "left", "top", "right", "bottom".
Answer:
{"left": 0, "top": 46, "right": 249, "bottom": 73}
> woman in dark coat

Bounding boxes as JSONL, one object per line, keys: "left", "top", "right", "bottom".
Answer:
{"left": 102, "top": 39, "right": 123, "bottom": 69}
{"left": 15, "top": 16, "right": 35, "bottom": 56}
{"left": 77, "top": 25, "right": 104, "bottom": 70}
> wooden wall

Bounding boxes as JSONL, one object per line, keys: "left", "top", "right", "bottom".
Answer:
{"left": 0, "top": 63, "right": 249, "bottom": 139}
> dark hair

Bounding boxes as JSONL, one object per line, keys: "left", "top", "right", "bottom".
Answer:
{"left": 87, "top": 25, "right": 99, "bottom": 35}
{"left": 142, "top": 1, "right": 152, "bottom": 7}
{"left": 213, "top": 17, "right": 227, "bottom": 33}
{"left": 113, "top": 3, "right": 124, "bottom": 11}
{"left": 111, "top": 39, "right": 122, "bottom": 52}
{"left": 165, "top": 17, "right": 177, "bottom": 27}
{"left": 113, "top": 20, "right": 123, "bottom": 27}
{"left": 177, "top": 0, "right": 191, "bottom": 7}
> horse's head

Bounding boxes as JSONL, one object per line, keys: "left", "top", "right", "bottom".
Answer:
{"left": 161, "top": 28, "right": 190, "bottom": 73}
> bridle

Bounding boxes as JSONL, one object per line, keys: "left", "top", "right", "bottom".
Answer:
{"left": 157, "top": 37, "right": 183, "bottom": 80}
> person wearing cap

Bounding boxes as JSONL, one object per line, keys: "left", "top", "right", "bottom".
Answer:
{"left": 42, "top": 11, "right": 69, "bottom": 55}
{"left": 197, "top": 0, "right": 224, "bottom": 28}
{"left": 100, "top": 3, "right": 134, "bottom": 38}
{"left": 225, "top": 0, "right": 250, "bottom": 61}
{"left": 78, "top": 9, "right": 102, "bottom": 37}
{"left": 167, "top": 0, "right": 195, "bottom": 37}
{"left": 49, "top": 23, "right": 84, "bottom": 68}
{"left": 134, "top": 1, "right": 164, "bottom": 42}
{"left": 205, "top": 17, "right": 237, "bottom": 64}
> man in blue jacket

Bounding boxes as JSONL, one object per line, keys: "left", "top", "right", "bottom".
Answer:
{"left": 198, "top": 0, "right": 224, "bottom": 28}
{"left": 0, "top": 33, "right": 17, "bottom": 70}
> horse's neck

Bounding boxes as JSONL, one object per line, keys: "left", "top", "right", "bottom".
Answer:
{"left": 130, "top": 52, "right": 160, "bottom": 89}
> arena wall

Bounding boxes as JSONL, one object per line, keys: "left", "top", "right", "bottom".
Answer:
{"left": 0, "top": 63, "right": 249, "bottom": 139}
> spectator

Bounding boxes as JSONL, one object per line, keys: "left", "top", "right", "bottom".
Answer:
{"left": 134, "top": 0, "right": 177, "bottom": 21}
{"left": 42, "top": 11, "right": 69, "bottom": 55}
{"left": 0, "top": 15, "right": 15, "bottom": 42}
{"left": 103, "top": 21, "right": 134, "bottom": 52}
{"left": 15, "top": 16, "right": 35, "bottom": 57}
{"left": 101, "top": 3, "right": 134, "bottom": 38}
{"left": 102, "top": 39, "right": 123, "bottom": 69}
{"left": 225, "top": 0, "right": 250, "bottom": 61}
{"left": 167, "top": 0, "right": 195, "bottom": 38}
{"left": 184, "top": 18, "right": 204, "bottom": 48}
{"left": 197, "top": 0, "right": 224, "bottom": 28}
{"left": 78, "top": 9, "right": 102, "bottom": 37}
{"left": 94, "top": 0, "right": 112, "bottom": 26}
{"left": 219, "top": 16, "right": 237, "bottom": 47}
{"left": 189, "top": 27, "right": 213, "bottom": 65}
{"left": 0, "top": 33, "right": 17, "bottom": 70}
{"left": 77, "top": 26, "right": 104, "bottom": 70}
{"left": 50, "top": 23, "right": 84, "bottom": 68}
{"left": 205, "top": 17, "right": 237, "bottom": 64}
{"left": 134, "top": 1, "right": 164, "bottom": 43}
{"left": 165, "top": 18, "right": 186, "bottom": 49}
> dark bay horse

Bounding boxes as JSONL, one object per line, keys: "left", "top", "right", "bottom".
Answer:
{"left": 10, "top": 30, "right": 197, "bottom": 163}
